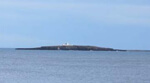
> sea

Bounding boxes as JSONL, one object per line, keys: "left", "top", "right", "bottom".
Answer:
{"left": 0, "top": 49, "right": 150, "bottom": 83}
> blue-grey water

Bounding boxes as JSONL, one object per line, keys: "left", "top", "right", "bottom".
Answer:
{"left": 0, "top": 49, "right": 150, "bottom": 83}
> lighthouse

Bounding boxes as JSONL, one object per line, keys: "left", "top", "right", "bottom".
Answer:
{"left": 62, "top": 43, "right": 70, "bottom": 46}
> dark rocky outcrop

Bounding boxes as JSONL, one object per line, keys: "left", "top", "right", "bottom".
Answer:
{"left": 16, "top": 45, "right": 126, "bottom": 51}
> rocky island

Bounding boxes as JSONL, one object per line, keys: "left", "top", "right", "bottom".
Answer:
{"left": 16, "top": 43, "right": 125, "bottom": 51}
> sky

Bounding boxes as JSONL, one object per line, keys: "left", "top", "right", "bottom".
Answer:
{"left": 0, "top": 0, "right": 150, "bottom": 50}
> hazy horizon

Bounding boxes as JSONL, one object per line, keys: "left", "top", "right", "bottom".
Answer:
{"left": 0, "top": 0, "right": 150, "bottom": 50}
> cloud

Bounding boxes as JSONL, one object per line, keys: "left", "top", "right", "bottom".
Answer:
{"left": 0, "top": 1, "right": 150, "bottom": 25}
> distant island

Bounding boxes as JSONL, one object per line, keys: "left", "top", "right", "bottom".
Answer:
{"left": 16, "top": 43, "right": 126, "bottom": 51}
{"left": 16, "top": 43, "right": 150, "bottom": 52}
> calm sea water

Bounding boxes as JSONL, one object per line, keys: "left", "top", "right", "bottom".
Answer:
{"left": 0, "top": 49, "right": 150, "bottom": 83}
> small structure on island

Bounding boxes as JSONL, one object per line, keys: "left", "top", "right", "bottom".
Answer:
{"left": 62, "top": 43, "right": 71, "bottom": 46}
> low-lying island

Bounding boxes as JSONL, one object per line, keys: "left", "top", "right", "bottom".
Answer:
{"left": 16, "top": 44, "right": 125, "bottom": 51}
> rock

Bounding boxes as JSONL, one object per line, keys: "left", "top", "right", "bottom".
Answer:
{"left": 16, "top": 45, "right": 126, "bottom": 51}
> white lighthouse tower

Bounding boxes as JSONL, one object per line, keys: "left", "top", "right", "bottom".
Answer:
{"left": 62, "top": 43, "right": 70, "bottom": 46}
